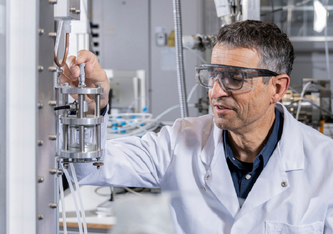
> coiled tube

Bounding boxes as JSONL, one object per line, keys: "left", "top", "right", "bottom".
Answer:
{"left": 173, "top": 0, "right": 189, "bottom": 118}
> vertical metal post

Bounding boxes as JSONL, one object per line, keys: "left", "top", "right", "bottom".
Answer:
{"left": 96, "top": 84, "right": 101, "bottom": 151}
{"left": 78, "top": 94, "right": 85, "bottom": 152}
{"left": 63, "top": 92, "right": 68, "bottom": 151}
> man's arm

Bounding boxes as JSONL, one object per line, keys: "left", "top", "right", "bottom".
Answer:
{"left": 60, "top": 50, "right": 175, "bottom": 188}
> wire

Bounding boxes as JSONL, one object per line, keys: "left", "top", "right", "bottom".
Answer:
{"left": 155, "top": 104, "right": 195, "bottom": 120}
{"left": 126, "top": 96, "right": 150, "bottom": 114}
{"left": 62, "top": 166, "right": 83, "bottom": 234}
{"left": 54, "top": 33, "right": 70, "bottom": 67}
{"left": 70, "top": 164, "right": 88, "bottom": 234}
{"left": 183, "top": 45, "right": 207, "bottom": 63}
{"left": 123, "top": 187, "right": 144, "bottom": 197}
{"left": 187, "top": 84, "right": 198, "bottom": 103}
{"left": 296, "top": 81, "right": 312, "bottom": 120}
{"left": 95, "top": 186, "right": 113, "bottom": 197}
{"left": 59, "top": 175, "right": 67, "bottom": 234}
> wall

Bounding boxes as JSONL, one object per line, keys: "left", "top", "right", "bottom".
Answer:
{"left": 92, "top": 0, "right": 205, "bottom": 122}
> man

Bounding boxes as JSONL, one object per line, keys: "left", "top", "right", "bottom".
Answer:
{"left": 62, "top": 20, "right": 333, "bottom": 233}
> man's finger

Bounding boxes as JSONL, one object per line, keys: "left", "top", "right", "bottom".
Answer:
{"left": 75, "top": 50, "right": 96, "bottom": 65}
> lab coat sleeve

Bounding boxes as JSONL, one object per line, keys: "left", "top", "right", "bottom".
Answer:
{"left": 73, "top": 109, "right": 180, "bottom": 188}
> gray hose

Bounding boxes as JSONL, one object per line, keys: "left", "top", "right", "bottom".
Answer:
{"left": 173, "top": 0, "right": 189, "bottom": 118}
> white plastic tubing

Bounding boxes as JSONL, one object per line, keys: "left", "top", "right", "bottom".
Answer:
{"left": 62, "top": 164, "right": 88, "bottom": 234}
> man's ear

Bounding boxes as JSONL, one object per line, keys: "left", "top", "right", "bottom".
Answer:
{"left": 270, "top": 74, "right": 290, "bottom": 104}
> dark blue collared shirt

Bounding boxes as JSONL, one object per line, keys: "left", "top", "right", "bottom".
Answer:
{"left": 223, "top": 108, "right": 283, "bottom": 201}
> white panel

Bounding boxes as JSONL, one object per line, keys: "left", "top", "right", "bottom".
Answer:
{"left": 6, "top": 0, "right": 37, "bottom": 233}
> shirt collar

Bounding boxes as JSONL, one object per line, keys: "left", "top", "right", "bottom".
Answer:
{"left": 224, "top": 107, "right": 283, "bottom": 168}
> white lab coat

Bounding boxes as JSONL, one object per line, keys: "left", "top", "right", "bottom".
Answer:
{"left": 75, "top": 102, "right": 333, "bottom": 233}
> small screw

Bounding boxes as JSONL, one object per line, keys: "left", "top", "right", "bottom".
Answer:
{"left": 96, "top": 84, "right": 101, "bottom": 88}
{"left": 49, "top": 0, "right": 57, "bottom": 4}
{"left": 38, "top": 102, "right": 44, "bottom": 109}
{"left": 48, "top": 32, "right": 57, "bottom": 38}
{"left": 38, "top": 29, "right": 44, "bottom": 35}
{"left": 75, "top": 9, "right": 81, "bottom": 14}
{"left": 38, "top": 177, "right": 44, "bottom": 183}
{"left": 281, "top": 181, "right": 287, "bottom": 187}
{"left": 49, "top": 168, "right": 57, "bottom": 175}
{"left": 63, "top": 163, "right": 69, "bottom": 169}
{"left": 38, "top": 66, "right": 44, "bottom": 72}
{"left": 37, "top": 140, "right": 43, "bottom": 146}
{"left": 48, "top": 66, "right": 57, "bottom": 72}
{"left": 48, "top": 135, "right": 57, "bottom": 141}
{"left": 69, "top": 7, "right": 76, "bottom": 12}
{"left": 38, "top": 214, "right": 44, "bottom": 220}
{"left": 48, "top": 100, "right": 57, "bottom": 107}
{"left": 49, "top": 203, "right": 57, "bottom": 209}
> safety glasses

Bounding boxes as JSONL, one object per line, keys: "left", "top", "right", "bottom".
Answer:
{"left": 195, "top": 64, "right": 279, "bottom": 91}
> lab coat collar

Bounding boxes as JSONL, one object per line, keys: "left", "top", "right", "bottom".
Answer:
{"left": 275, "top": 102, "right": 304, "bottom": 171}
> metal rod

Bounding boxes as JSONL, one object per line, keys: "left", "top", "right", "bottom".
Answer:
{"left": 79, "top": 63, "right": 86, "bottom": 88}
{"left": 78, "top": 94, "right": 85, "bottom": 152}
{"left": 63, "top": 93, "right": 69, "bottom": 151}
{"left": 96, "top": 85, "right": 101, "bottom": 151}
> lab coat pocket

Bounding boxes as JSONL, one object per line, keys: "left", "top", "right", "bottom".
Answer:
{"left": 265, "top": 221, "right": 324, "bottom": 234}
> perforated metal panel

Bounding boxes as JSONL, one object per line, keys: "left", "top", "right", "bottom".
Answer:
{"left": 37, "top": 0, "right": 57, "bottom": 233}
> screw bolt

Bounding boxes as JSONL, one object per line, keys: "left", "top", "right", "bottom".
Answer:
{"left": 38, "top": 214, "right": 44, "bottom": 220}
{"left": 37, "top": 140, "right": 43, "bottom": 146}
{"left": 38, "top": 176, "right": 44, "bottom": 183}
{"left": 48, "top": 32, "right": 57, "bottom": 38}
{"left": 48, "top": 100, "right": 57, "bottom": 107}
{"left": 48, "top": 135, "right": 57, "bottom": 141}
{"left": 49, "top": 203, "right": 57, "bottom": 209}
{"left": 49, "top": 168, "right": 57, "bottom": 175}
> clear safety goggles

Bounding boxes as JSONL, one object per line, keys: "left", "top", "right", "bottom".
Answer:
{"left": 195, "top": 64, "right": 279, "bottom": 92}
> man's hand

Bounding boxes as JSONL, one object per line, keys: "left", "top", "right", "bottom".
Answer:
{"left": 60, "top": 50, "right": 110, "bottom": 114}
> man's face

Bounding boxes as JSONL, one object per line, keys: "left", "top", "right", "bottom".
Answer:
{"left": 209, "top": 44, "right": 274, "bottom": 133}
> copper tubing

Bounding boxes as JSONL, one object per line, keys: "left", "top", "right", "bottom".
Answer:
{"left": 54, "top": 33, "right": 69, "bottom": 67}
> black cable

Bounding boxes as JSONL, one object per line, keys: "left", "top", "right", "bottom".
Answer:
{"left": 108, "top": 89, "right": 112, "bottom": 114}
{"left": 54, "top": 105, "right": 70, "bottom": 111}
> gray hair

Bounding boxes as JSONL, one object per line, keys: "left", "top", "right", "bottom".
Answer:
{"left": 216, "top": 20, "right": 295, "bottom": 79}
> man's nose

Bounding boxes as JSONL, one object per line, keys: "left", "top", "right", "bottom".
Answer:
{"left": 209, "top": 80, "right": 230, "bottom": 99}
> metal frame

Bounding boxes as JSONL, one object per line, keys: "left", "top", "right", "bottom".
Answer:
{"left": 6, "top": 0, "right": 38, "bottom": 234}
{"left": 0, "top": 1, "right": 6, "bottom": 233}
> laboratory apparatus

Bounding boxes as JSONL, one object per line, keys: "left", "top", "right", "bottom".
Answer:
{"left": 55, "top": 63, "right": 104, "bottom": 169}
